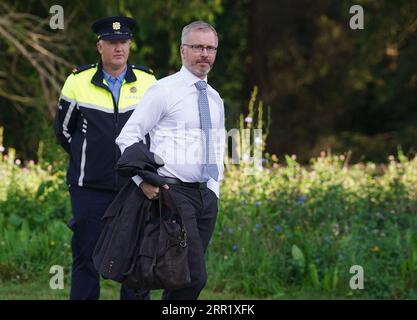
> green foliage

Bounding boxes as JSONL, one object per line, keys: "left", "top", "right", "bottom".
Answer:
{"left": 245, "top": 0, "right": 417, "bottom": 162}
{"left": 2, "top": 144, "right": 417, "bottom": 298}
{"left": 207, "top": 152, "right": 417, "bottom": 298}
{"left": 0, "top": 149, "right": 72, "bottom": 280}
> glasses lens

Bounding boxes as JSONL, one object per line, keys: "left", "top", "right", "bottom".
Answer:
{"left": 185, "top": 44, "right": 216, "bottom": 54}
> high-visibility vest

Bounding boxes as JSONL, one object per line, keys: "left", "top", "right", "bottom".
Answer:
{"left": 54, "top": 62, "right": 156, "bottom": 191}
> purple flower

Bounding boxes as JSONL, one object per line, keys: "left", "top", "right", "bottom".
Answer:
{"left": 227, "top": 228, "right": 233, "bottom": 235}
{"left": 323, "top": 236, "right": 331, "bottom": 243}
{"left": 298, "top": 195, "right": 306, "bottom": 205}
{"left": 254, "top": 223, "right": 261, "bottom": 230}
{"left": 231, "top": 244, "right": 238, "bottom": 252}
{"left": 244, "top": 117, "right": 253, "bottom": 123}
{"left": 274, "top": 225, "right": 282, "bottom": 232}
{"left": 255, "top": 201, "right": 260, "bottom": 207}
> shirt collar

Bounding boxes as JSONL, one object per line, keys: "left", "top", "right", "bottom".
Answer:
{"left": 103, "top": 67, "right": 127, "bottom": 83}
{"left": 180, "top": 65, "right": 208, "bottom": 87}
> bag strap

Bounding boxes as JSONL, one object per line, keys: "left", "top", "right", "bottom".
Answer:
{"left": 158, "top": 188, "right": 188, "bottom": 235}
{"left": 159, "top": 188, "right": 182, "bottom": 220}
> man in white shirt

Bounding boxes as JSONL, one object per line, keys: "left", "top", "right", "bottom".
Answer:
{"left": 116, "top": 21, "right": 225, "bottom": 300}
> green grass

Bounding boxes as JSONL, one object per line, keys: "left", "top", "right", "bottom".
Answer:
{"left": 0, "top": 277, "right": 357, "bottom": 300}
{"left": 0, "top": 277, "right": 263, "bottom": 300}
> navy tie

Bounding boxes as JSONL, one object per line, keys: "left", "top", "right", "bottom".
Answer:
{"left": 195, "top": 80, "right": 219, "bottom": 181}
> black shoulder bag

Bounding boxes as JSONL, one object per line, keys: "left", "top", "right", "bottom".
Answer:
{"left": 122, "top": 188, "right": 191, "bottom": 290}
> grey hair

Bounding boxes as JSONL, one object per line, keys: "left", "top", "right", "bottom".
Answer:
{"left": 181, "top": 21, "right": 218, "bottom": 45}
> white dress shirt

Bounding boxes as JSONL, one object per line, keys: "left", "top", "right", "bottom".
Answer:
{"left": 116, "top": 66, "right": 225, "bottom": 198}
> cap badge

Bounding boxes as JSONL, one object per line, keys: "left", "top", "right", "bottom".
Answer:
{"left": 130, "top": 87, "right": 137, "bottom": 93}
{"left": 112, "top": 22, "right": 121, "bottom": 30}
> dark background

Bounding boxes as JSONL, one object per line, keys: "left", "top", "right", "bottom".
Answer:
{"left": 0, "top": 0, "right": 416, "bottom": 163}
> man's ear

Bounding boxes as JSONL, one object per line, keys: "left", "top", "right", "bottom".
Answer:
{"left": 96, "top": 41, "right": 102, "bottom": 55}
{"left": 179, "top": 45, "right": 184, "bottom": 59}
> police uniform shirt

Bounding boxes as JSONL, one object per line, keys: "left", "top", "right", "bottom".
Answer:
{"left": 103, "top": 67, "right": 127, "bottom": 104}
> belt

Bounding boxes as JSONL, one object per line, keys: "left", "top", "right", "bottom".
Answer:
{"left": 164, "top": 177, "right": 207, "bottom": 190}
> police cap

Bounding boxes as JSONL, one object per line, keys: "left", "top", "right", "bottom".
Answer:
{"left": 91, "top": 16, "right": 136, "bottom": 41}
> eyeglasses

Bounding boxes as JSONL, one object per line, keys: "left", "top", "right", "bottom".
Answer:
{"left": 182, "top": 44, "right": 217, "bottom": 54}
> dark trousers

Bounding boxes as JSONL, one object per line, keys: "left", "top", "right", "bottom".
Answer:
{"left": 68, "top": 187, "right": 150, "bottom": 300}
{"left": 161, "top": 184, "right": 218, "bottom": 300}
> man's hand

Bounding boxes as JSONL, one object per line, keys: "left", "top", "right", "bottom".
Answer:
{"left": 139, "top": 181, "right": 169, "bottom": 200}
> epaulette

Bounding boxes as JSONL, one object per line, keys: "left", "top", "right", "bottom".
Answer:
{"left": 131, "top": 64, "right": 154, "bottom": 75}
{"left": 72, "top": 63, "right": 97, "bottom": 75}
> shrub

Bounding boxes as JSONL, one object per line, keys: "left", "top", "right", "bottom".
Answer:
{"left": 2, "top": 145, "right": 417, "bottom": 298}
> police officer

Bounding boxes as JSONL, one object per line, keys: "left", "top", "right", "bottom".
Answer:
{"left": 54, "top": 16, "right": 156, "bottom": 300}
